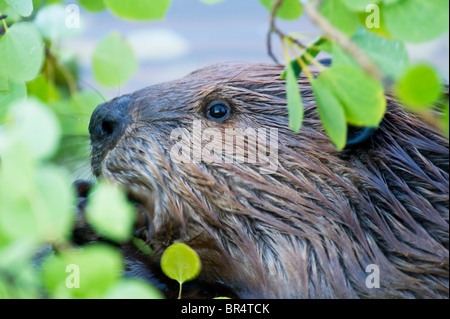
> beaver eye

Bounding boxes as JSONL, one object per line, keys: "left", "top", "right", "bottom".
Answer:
{"left": 206, "top": 101, "right": 231, "bottom": 122}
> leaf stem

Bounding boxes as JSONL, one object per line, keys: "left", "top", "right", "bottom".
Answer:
{"left": 301, "top": 47, "right": 326, "bottom": 72}
{"left": 297, "top": 55, "right": 313, "bottom": 81}
{"left": 281, "top": 38, "right": 291, "bottom": 64}
{"left": 0, "top": 11, "right": 8, "bottom": 32}
{"left": 178, "top": 282, "right": 183, "bottom": 299}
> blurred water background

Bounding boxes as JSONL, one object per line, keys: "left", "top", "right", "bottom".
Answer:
{"left": 62, "top": 0, "right": 449, "bottom": 99}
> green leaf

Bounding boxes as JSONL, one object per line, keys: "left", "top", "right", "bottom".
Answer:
{"left": 0, "top": 144, "right": 37, "bottom": 243}
{"left": 104, "top": 279, "right": 164, "bottom": 299}
{"left": 259, "top": 0, "right": 303, "bottom": 20}
{"left": 93, "top": 33, "right": 138, "bottom": 87}
{"left": 281, "top": 37, "right": 328, "bottom": 80}
{"left": 34, "top": 166, "right": 75, "bottom": 241}
{"left": 332, "top": 28, "right": 409, "bottom": 80}
{"left": 319, "top": 66, "right": 386, "bottom": 127}
{"left": 0, "top": 154, "right": 72, "bottom": 245}
{"left": 161, "top": 242, "right": 202, "bottom": 284}
{"left": 86, "top": 181, "right": 136, "bottom": 243}
{"left": 285, "top": 63, "right": 304, "bottom": 133}
{"left": 380, "top": 0, "right": 400, "bottom": 4}
{"left": 133, "top": 237, "right": 152, "bottom": 255}
{"left": 0, "top": 242, "right": 40, "bottom": 298}
{"left": 78, "top": 0, "right": 106, "bottom": 12}
{"left": 104, "top": 0, "right": 172, "bottom": 20}
{"left": 0, "top": 239, "right": 38, "bottom": 269}
{"left": 340, "top": 0, "right": 380, "bottom": 11}
{"left": 26, "top": 75, "right": 59, "bottom": 103}
{"left": 5, "top": 0, "right": 33, "bottom": 17}
{"left": 312, "top": 77, "right": 347, "bottom": 150}
{"left": 383, "top": 0, "right": 449, "bottom": 43}
{"left": 0, "top": 79, "right": 27, "bottom": 116}
{"left": 0, "top": 73, "right": 8, "bottom": 91}
{"left": 7, "top": 99, "right": 61, "bottom": 160}
{"left": 0, "top": 139, "right": 35, "bottom": 199}
{"left": 0, "top": 22, "right": 45, "bottom": 82}
{"left": 358, "top": 4, "right": 392, "bottom": 38}
{"left": 395, "top": 64, "right": 442, "bottom": 110}
{"left": 319, "top": 0, "right": 359, "bottom": 36}
{"left": 41, "top": 244, "right": 123, "bottom": 299}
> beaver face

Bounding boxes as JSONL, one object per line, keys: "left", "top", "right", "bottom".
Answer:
{"left": 89, "top": 64, "right": 302, "bottom": 232}
{"left": 88, "top": 63, "right": 449, "bottom": 298}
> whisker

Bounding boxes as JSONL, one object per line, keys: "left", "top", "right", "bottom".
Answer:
{"left": 79, "top": 79, "right": 107, "bottom": 103}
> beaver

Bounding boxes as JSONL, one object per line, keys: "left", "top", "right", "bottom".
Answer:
{"left": 80, "top": 63, "right": 448, "bottom": 299}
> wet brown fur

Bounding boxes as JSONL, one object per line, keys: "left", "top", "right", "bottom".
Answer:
{"left": 91, "top": 63, "right": 449, "bottom": 298}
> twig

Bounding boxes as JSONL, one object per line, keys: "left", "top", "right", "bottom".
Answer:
{"left": 274, "top": 29, "right": 307, "bottom": 52}
{"left": 283, "top": 36, "right": 315, "bottom": 79}
{"left": 267, "top": 0, "right": 323, "bottom": 74}
{"left": 304, "top": 0, "right": 383, "bottom": 81}
{"left": 45, "top": 46, "right": 78, "bottom": 96}
{"left": 267, "top": 0, "right": 284, "bottom": 64}
{"left": 267, "top": 0, "right": 309, "bottom": 64}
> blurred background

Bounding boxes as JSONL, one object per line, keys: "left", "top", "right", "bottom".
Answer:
{"left": 62, "top": 0, "right": 449, "bottom": 99}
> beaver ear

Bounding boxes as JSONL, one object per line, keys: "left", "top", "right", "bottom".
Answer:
{"left": 345, "top": 126, "right": 378, "bottom": 149}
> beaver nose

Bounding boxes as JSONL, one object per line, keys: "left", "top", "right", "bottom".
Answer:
{"left": 89, "top": 96, "right": 130, "bottom": 147}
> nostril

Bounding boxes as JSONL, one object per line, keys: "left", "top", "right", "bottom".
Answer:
{"left": 90, "top": 114, "right": 124, "bottom": 143}
{"left": 101, "top": 119, "right": 116, "bottom": 136}
{"left": 89, "top": 96, "right": 131, "bottom": 146}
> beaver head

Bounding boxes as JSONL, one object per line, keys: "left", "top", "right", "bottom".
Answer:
{"left": 88, "top": 63, "right": 449, "bottom": 298}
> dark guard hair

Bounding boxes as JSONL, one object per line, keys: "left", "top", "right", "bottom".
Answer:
{"left": 85, "top": 63, "right": 449, "bottom": 298}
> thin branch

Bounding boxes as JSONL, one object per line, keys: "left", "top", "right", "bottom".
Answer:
{"left": 304, "top": 0, "right": 383, "bottom": 82}
{"left": 274, "top": 29, "right": 307, "bottom": 51}
{"left": 267, "top": 0, "right": 322, "bottom": 72}
{"left": 267, "top": 0, "right": 309, "bottom": 64}
{"left": 267, "top": 0, "right": 284, "bottom": 64}
{"left": 45, "top": 46, "right": 78, "bottom": 96}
